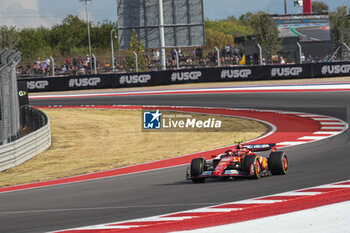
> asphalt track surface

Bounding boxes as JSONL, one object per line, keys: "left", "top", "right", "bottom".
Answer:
{"left": 1, "top": 91, "right": 350, "bottom": 233}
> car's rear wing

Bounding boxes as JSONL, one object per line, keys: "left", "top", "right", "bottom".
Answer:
{"left": 242, "top": 143, "right": 276, "bottom": 152}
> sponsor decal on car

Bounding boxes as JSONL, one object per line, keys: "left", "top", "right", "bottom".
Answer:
{"left": 250, "top": 163, "right": 255, "bottom": 174}
{"left": 232, "top": 157, "right": 241, "bottom": 162}
{"left": 201, "top": 171, "right": 213, "bottom": 176}
{"left": 225, "top": 170, "right": 239, "bottom": 175}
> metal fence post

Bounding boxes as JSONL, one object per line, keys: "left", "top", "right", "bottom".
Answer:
{"left": 133, "top": 51, "right": 139, "bottom": 72}
{"left": 0, "top": 48, "right": 21, "bottom": 144}
{"left": 0, "top": 49, "right": 7, "bottom": 145}
{"left": 297, "top": 42, "right": 302, "bottom": 64}
{"left": 174, "top": 49, "right": 180, "bottom": 69}
{"left": 10, "top": 52, "right": 21, "bottom": 141}
{"left": 92, "top": 54, "right": 97, "bottom": 74}
{"left": 50, "top": 56, "right": 55, "bottom": 77}
{"left": 257, "top": 44, "right": 263, "bottom": 66}
{"left": 0, "top": 49, "right": 10, "bottom": 144}
{"left": 215, "top": 47, "right": 220, "bottom": 67}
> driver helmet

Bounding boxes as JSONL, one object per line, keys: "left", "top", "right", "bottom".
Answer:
{"left": 232, "top": 149, "right": 240, "bottom": 156}
{"left": 224, "top": 149, "right": 233, "bottom": 157}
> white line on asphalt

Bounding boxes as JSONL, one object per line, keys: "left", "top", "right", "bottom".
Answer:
{"left": 273, "top": 192, "right": 322, "bottom": 196}
{"left": 318, "top": 185, "right": 350, "bottom": 188}
{"left": 298, "top": 114, "right": 326, "bottom": 117}
{"left": 298, "top": 136, "right": 329, "bottom": 140}
{"left": 311, "top": 118, "right": 338, "bottom": 121}
{"left": 234, "top": 200, "right": 283, "bottom": 204}
{"left": 277, "top": 141, "right": 309, "bottom": 146}
{"left": 319, "top": 122, "right": 346, "bottom": 125}
{"left": 313, "top": 131, "right": 340, "bottom": 134}
{"left": 183, "top": 208, "right": 241, "bottom": 213}
{"left": 321, "top": 126, "right": 346, "bottom": 129}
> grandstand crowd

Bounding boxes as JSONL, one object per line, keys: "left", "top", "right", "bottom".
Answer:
{"left": 16, "top": 45, "right": 346, "bottom": 77}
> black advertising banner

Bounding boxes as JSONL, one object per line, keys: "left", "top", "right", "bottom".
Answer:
{"left": 266, "top": 64, "right": 312, "bottom": 80}
{"left": 218, "top": 66, "right": 266, "bottom": 81}
{"left": 312, "top": 62, "right": 350, "bottom": 78}
{"left": 20, "top": 61, "right": 350, "bottom": 93}
{"left": 24, "top": 75, "right": 116, "bottom": 92}
{"left": 116, "top": 71, "right": 170, "bottom": 88}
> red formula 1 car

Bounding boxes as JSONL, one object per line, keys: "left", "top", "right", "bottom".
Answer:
{"left": 185, "top": 141, "right": 288, "bottom": 183}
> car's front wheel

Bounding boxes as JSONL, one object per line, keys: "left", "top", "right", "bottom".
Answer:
{"left": 269, "top": 151, "right": 288, "bottom": 175}
{"left": 190, "top": 158, "right": 206, "bottom": 183}
{"left": 244, "top": 155, "right": 261, "bottom": 179}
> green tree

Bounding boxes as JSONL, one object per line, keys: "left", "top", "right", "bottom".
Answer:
{"left": 250, "top": 12, "right": 282, "bottom": 59}
{"left": 205, "top": 28, "right": 234, "bottom": 49}
{"left": 312, "top": 1, "right": 329, "bottom": 13}
{"left": 49, "top": 15, "right": 88, "bottom": 54}
{"left": 0, "top": 26, "right": 20, "bottom": 50}
{"left": 330, "top": 6, "right": 350, "bottom": 53}
{"left": 125, "top": 29, "right": 147, "bottom": 72}
{"left": 91, "top": 20, "right": 118, "bottom": 49}
{"left": 17, "top": 27, "right": 51, "bottom": 62}
{"left": 238, "top": 12, "right": 254, "bottom": 25}
{"left": 205, "top": 19, "right": 254, "bottom": 38}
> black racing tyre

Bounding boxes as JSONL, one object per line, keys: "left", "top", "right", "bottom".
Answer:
{"left": 190, "top": 158, "right": 206, "bottom": 183}
{"left": 244, "top": 155, "right": 261, "bottom": 179}
{"left": 269, "top": 151, "right": 288, "bottom": 175}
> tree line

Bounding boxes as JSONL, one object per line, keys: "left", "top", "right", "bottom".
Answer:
{"left": 0, "top": 15, "right": 117, "bottom": 64}
{"left": 0, "top": 1, "right": 348, "bottom": 65}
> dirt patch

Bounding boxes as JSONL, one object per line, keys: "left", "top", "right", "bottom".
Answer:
{"left": 0, "top": 108, "right": 267, "bottom": 187}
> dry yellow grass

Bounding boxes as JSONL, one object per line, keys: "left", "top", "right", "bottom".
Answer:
{"left": 0, "top": 108, "right": 267, "bottom": 187}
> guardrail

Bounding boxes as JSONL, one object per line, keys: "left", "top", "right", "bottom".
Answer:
{"left": 0, "top": 106, "right": 51, "bottom": 172}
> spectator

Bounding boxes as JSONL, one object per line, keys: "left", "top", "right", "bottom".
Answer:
{"left": 280, "top": 56, "right": 286, "bottom": 64}
{"left": 66, "top": 57, "right": 72, "bottom": 69}
{"left": 170, "top": 49, "right": 177, "bottom": 65}
{"left": 104, "top": 63, "right": 110, "bottom": 72}
{"left": 196, "top": 47, "right": 203, "bottom": 60}
{"left": 45, "top": 57, "right": 51, "bottom": 67}
{"left": 225, "top": 44, "right": 232, "bottom": 57}
{"left": 301, "top": 53, "right": 305, "bottom": 63}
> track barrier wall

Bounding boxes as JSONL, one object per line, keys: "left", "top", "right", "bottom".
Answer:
{"left": 0, "top": 49, "right": 21, "bottom": 144}
{"left": 20, "top": 61, "right": 350, "bottom": 92}
{"left": 0, "top": 106, "right": 51, "bottom": 172}
{"left": 0, "top": 48, "right": 51, "bottom": 172}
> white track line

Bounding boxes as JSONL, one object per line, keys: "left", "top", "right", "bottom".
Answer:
{"left": 319, "top": 122, "right": 346, "bottom": 125}
{"left": 298, "top": 136, "right": 330, "bottom": 140}
{"left": 182, "top": 208, "right": 241, "bottom": 213}
{"left": 313, "top": 131, "right": 342, "bottom": 135}
{"left": 321, "top": 126, "right": 346, "bottom": 130}
{"left": 277, "top": 141, "right": 310, "bottom": 146}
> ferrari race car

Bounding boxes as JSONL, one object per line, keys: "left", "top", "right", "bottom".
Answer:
{"left": 185, "top": 141, "right": 288, "bottom": 183}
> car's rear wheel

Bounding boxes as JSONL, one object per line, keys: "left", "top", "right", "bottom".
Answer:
{"left": 191, "top": 158, "right": 206, "bottom": 183}
{"left": 269, "top": 152, "right": 288, "bottom": 175}
{"left": 244, "top": 155, "right": 260, "bottom": 179}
